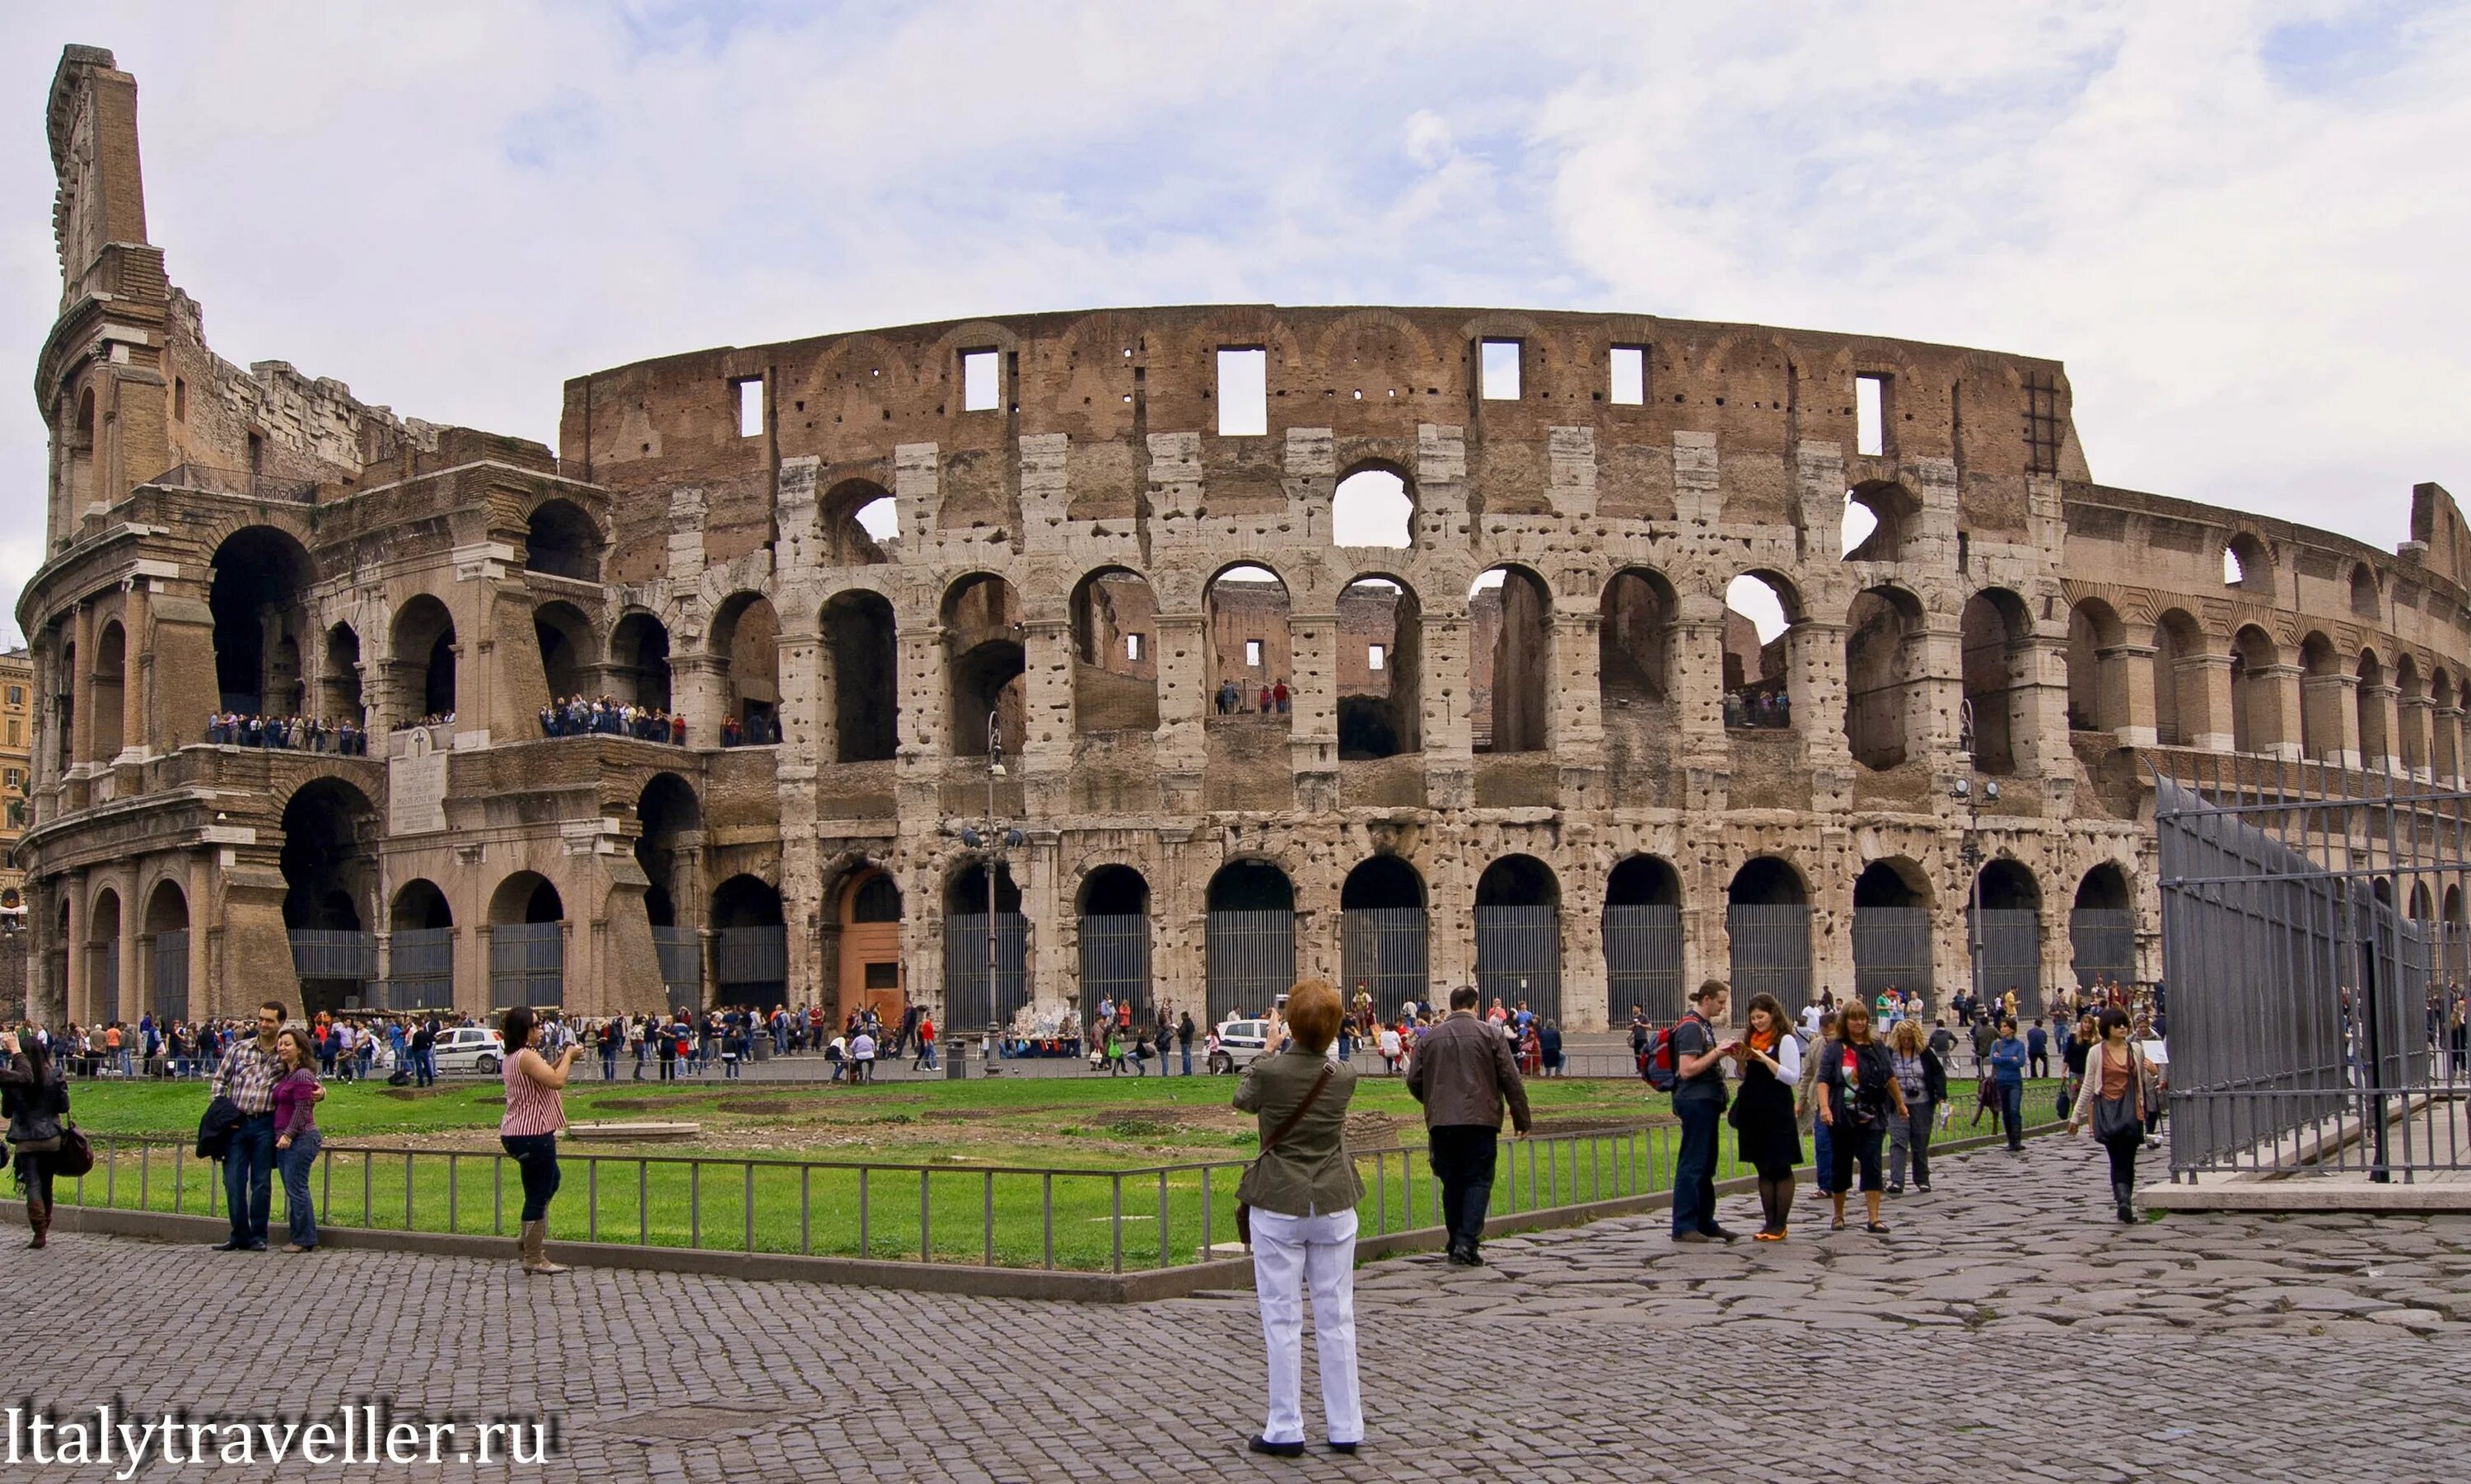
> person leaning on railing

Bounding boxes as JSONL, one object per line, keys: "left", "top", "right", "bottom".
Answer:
{"left": 1231, "top": 978, "right": 1364, "bottom": 1459}
{"left": 500, "top": 1005, "right": 584, "bottom": 1276}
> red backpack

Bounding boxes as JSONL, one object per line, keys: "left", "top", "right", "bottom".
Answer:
{"left": 1643, "top": 1015, "right": 1695, "bottom": 1092}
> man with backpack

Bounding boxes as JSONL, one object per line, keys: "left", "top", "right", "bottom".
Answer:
{"left": 1652, "top": 979, "right": 1741, "bottom": 1243}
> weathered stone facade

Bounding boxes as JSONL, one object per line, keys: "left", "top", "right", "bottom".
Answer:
{"left": 21, "top": 46, "right": 2471, "bottom": 1033}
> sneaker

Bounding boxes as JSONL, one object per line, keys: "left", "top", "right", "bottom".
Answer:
{"left": 1247, "top": 1436, "right": 1304, "bottom": 1458}
{"left": 1886, "top": 1184, "right": 1905, "bottom": 1195}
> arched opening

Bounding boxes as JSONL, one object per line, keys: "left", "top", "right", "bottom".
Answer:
{"left": 1961, "top": 587, "right": 2032, "bottom": 774}
{"left": 1331, "top": 464, "right": 1413, "bottom": 548}
{"left": 2064, "top": 599, "right": 2126, "bottom": 734}
{"left": 2230, "top": 626, "right": 2282, "bottom": 754}
{"left": 1600, "top": 567, "right": 1677, "bottom": 712}
{"left": 943, "top": 574, "right": 1025, "bottom": 757}
{"left": 2224, "top": 532, "right": 2272, "bottom": 592}
{"left": 2444, "top": 880, "right": 2469, "bottom": 989}
{"left": 1845, "top": 585, "right": 1927, "bottom": 769}
{"left": 321, "top": 623, "right": 365, "bottom": 727}
{"left": 2296, "top": 632, "right": 2342, "bottom": 761}
{"left": 387, "top": 879, "right": 455, "bottom": 1010}
{"left": 2152, "top": 609, "right": 2206, "bottom": 746}
{"left": 1471, "top": 565, "right": 1552, "bottom": 754}
{"left": 1726, "top": 857, "right": 1810, "bottom": 1008}
{"left": 822, "top": 590, "right": 899, "bottom": 762}
{"left": 144, "top": 880, "right": 190, "bottom": 1024}
{"left": 837, "top": 868, "right": 905, "bottom": 1024}
{"left": 1205, "top": 859, "right": 1295, "bottom": 1025}
{"left": 635, "top": 772, "right": 703, "bottom": 1002}
{"left": 523, "top": 498, "right": 602, "bottom": 581}
{"left": 535, "top": 600, "right": 596, "bottom": 704}
{"left": 1474, "top": 854, "right": 1561, "bottom": 1021}
{"left": 1069, "top": 567, "right": 1161, "bottom": 734}
{"left": 1842, "top": 480, "right": 1918, "bottom": 562}
{"left": 2350, "top": 562, "right": 2381, "bottom": 620}
{"left": 208, "top": 526, "right": 314, "bottom": 715}
{"left": 1603, "top": 854, "right": 1683, "bottom": 1023}
{"left": 281, "top": 778, "right": 379, "bottom": 1014}
{"left": 87, "top": 887, "right": 121, "bottom": 1026}
{"left": 1077, "top": 866, "right": 1153, "bottom": 1017}
{"left": 1852, "top": 858, "right": 1933, "bottom": 1002}
{"left": 488, "top": 872, "right": 565, "bottom": 1010}
{"left": 711, "top": 593, "right": 781, "bottom": 743}
{"left": 1206, "top": 565, "right": 1291, "bottom": 726}
{"left": 2396, "top": 654, "right": 2427, "bottom": 775}
{"left": 944, "top": 859, "right": 1027, "bottom": 1032}
{"left": 2352, "top": 646, "right": 2388, "bottom": 767}
{"left": 90, "top": 620, "right": 125, "bottom": 761}
{"left": 1971, "top": 860, "right": 2043, "bottom": 1014}
{"left": 2069, "top": 863, "right": 2135, "bottom": 989}
{"left": 1339, "top": 856, "right": 1426, "bottom": 1016}
{"left": 610, "top": 612, "right": 674, "bottom": 712}
{"left": 823, "top": 479, "right": 899, "bottom": 566}
{"left": 1338, "top": 576, "right": 1421, "bottom": 758}
{"left": 391, "top": 595, "right": 457, "bottom": 726}
{"left": 2433, "top": 670, "right": 2460, "bottom": 782}
{"left": 1722, "top": 572, "right": 1802, "bottom": 730}
{"left": 711, "top": 874, "right": 788, "bottom": 1009}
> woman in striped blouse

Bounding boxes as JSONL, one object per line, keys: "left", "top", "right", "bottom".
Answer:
{"left": 501, "top": 1005, "right": 585, "bottom": 1276}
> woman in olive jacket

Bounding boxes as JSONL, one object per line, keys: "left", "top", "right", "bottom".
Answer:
{"left": 1232, "top": 978, "right": 1364, "bottom": 1459}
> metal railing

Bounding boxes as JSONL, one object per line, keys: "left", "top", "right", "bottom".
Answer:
{"left": 43, "top": 1118, "right": 1922, "bottom": 1276}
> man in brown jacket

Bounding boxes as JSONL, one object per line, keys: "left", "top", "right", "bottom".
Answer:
{"left": 1404, "top": 985, "right": 1532, "bottom": 1265}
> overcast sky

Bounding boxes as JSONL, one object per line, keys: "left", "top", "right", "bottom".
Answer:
{"left": 4, "top": 1, "right": 2465, "bottom": 646}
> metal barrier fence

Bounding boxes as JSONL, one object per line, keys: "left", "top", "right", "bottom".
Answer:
{"left": 1601, "top": 904, "right": 1683, "bottom": 1024}
{"left": 290, "top": 929, "right": 378, "bottom": 982}
{"left": 652, "top": 927, "right": 701, "bottom": 1001}
{"left": 1079, "top": 913, "right": 1152, "bottom": 1017}
{"left": 943, "top": 912, "right": 1029, "bottom": 1031}
{"left": 1341, "top": 908, "right": 1427, "bottom": 1017}
{"left": 2068, "top": 908, "right": 2137, "bottom": 987}
{"left": 1474, "top": 905, "right": 1561, "bottom": 1022}
{"left": 1726, "top": 904, "right": 1810, "bottom": 1006}
{"left": 2155, "top": 754, "right": 2471, "bottom": 1180}
{"left": 1852, "top": 907, "right": 1932, "bottom": 1001}
{"left": 151, "top": 930, "right": 189, "bottom": 1024}
{"left": 717, "top": 926, "right": 788, "bottom": 1003}
{"left": 1971, "top": 908, "right": 2043, "bottom": 1015}
{"left": 91, "top": 944, "right": 119, "bottom": 1025}
{"left": 490, "top": 924, "right": 565, "bottom": 1009}
{"left": 390, "top": 927, "right": 455, "bottom": 1010}
{"left": 1205, "top": 909, "right": 1294, "bottom": 1024}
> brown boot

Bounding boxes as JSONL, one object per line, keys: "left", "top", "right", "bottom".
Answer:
{"left": 521, "top": 1220, "right": 569, "bottom": 1276}
{"left": 26, "top": 1198, "right": 48, "bottom": 1250}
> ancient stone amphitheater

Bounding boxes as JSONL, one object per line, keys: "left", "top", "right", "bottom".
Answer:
{"left": 25, "top": 46, "right": 2471, "bottom": 1034}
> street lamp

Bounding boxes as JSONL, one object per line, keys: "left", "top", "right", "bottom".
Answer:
{"left": 1953, "top": 699, "right": 2002, "bottom": 1011}
{"left": 947, "top": 708, "right": 1027, "bottom": 1077}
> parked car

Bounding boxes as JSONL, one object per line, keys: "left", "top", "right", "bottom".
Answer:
{"left": 1207, "top": 1018, "right": 1271, "bottom": 1075}
{"left": 432, "top": 1026, "right": 506, "bottom": 1075}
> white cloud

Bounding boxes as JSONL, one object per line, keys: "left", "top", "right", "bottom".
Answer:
{"left": 0, "top": 2, "right": 2462, "bottom": 645}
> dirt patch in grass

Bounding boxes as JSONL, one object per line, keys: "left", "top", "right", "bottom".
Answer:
{"left": 714, "top": 1099, "right": 796, "bottom": 1116}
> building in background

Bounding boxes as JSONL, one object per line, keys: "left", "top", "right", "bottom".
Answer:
{"left": 0, "top": 646, "right": 29, "bottom": 923}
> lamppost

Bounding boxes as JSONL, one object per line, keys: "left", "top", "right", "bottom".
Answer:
{"left": 1952, "top": 698, "right": 2002, "bottom": 1012}
{"left": 946, "top": 708, "right": 1025, "bottom": 1078}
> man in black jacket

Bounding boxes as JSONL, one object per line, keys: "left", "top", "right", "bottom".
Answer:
{"left": 1404, "top": 986, "right": 1531, "bottom": 1266}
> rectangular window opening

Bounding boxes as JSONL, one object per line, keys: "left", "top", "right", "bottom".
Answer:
{"left": 1245, "top": 639, "right": 1264, "bottom": 668}
{"left": 961, "top": 349, "right": 999, "bottom": 412}
{"left": 1481, "top": 338, "right": 1522, "bottom": 400}
{"left": 1124, "top": 633, "right": 1144, "bottom": 662}
{"left": 2022, "top": 369, "right": 2062, "bottom": 475}
{"left": 1217, "top": 348, "right": 1268, "bottom": 436}
{"left": 172, "top": 377, "right": 186, "bottom": 422}
{"left": 736, "top": 378, "right": 764, "bottom": 439}
{"left": 1855, "top": 374, "right": 1886, "bottom": 457}
{"left": 1609, "top": 346, "right": 1646, "bottom": 405}
{"left": 1367, "top": 643, "right": 1386, "bottom": 671}
{"left": 863, "top": 962, "right": 899, "bottom": 991}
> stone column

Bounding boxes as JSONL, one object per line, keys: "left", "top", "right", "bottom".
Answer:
{"left": 2104, "top": 642, "right": 2159, "bottom": 748}
{"left": 119, "top": 582, "right": 150, "bottom": 763}
{"left": 2433, "top": 704, "right": 2464, "bottom": 786}
{"left": 2300, "top": 670, "right": 2360, "bottom": 767}
{"left": 2397, "top": 690, "right": 2432, "bottom": 779}
{"left": 69, "top": 603, "right": 94, "bottom": 773}
{"left": 2184, "top": 653, "right": 2235, "bottom": 752}
{"left": 672, "top": 653, "right": 731, "bottom": 747}
{"left": 2360, "top": 681, "right": 2401, "bottom": 773}
{"left": 1152, "top": 614, "right": 1207, "bottom": 811}
{"left": 1021, "top": 617, "right": 1075, "bottom": 775}
{"left": 2257, "top": 661, "right": 2305, "bottom": 758}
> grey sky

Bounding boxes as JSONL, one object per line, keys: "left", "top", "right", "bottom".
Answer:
{"left": 6, "top": 1, "right": 2465, "bottom": 646}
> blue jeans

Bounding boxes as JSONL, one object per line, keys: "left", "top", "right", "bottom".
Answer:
{"left": 1998, "top": 1081, "right": 2025, "bottom": 1148}
{"left": 502, "top": 1133, "right": 561, "bottom": 1221}
{"left": 1670, "top": 1099, "right": 1722, "bottom": 1235}
{"left": 1812, "top": 1117, "right": 1835, "bottom": 1196}
{"left": 223, "top": 1113, "right": 275, "bottom": 1246}
{"left": 278, "top": 1129, "right": 322, "bottom": 1248}
{"left": 1181, "top": 1044, "right": 1193, "bottom": 1076}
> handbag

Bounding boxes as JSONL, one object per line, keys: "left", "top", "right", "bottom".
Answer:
{"left": 2090, "top": 1048, "right": 2141, "bottom": 1144}
{"left": 1235, "top": 1064, "right": 1335, "bottom": 1248}
{"left": 54, "top": 1121, "right": 94, "bottom": 1179}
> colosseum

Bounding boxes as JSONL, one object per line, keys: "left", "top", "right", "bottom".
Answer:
{"left": 23, "top": 45, "right": 2471, "bottom": 1037}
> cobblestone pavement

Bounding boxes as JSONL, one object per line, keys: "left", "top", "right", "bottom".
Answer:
{"left": 6, "top": 1132, "right": 2469, "bottom": 1482}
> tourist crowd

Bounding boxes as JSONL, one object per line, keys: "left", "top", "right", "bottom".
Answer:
{"left": 204, "top": 712, "right": 371, "bottom": 753}
{"left": 538, "top": 694, "right": 687, "bottom": 744}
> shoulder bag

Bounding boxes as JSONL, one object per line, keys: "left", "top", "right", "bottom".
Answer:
{"left": 2090, "top": 1047, "right": 2142, "bottom": 1144}
{"left": 1236, "top": 1063, "right": 1336, "bottom": 1248}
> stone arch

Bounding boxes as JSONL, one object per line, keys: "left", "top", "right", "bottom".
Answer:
{"left": 2064, "top": 596, "right": 2126, "bottom": 734}
{"left": 1331, "top": 460, "right": 1415, "bottom": 549}
{"left": 523, "top": 497, "right": 604, "bottom": 582}
{"left": 321, "top": 622, "right": 365, "bottom": 726}
{"left": 2298, "top": 631, "right": 2342, "bottom": 761}
{"left": 87, "top": 884, "right": 122, "bottom": 1025}
{"left": 2434, "top": 667, "right": 2460, "bottom": 780}
{"left": 487, "top": 870, "right": 565, "bottom": 1011}
{"left": 634, "top": 772, "right": 702, "bottom": 930}
{"left": 820, "top": 589, "right": 899, "bottom": 761}
{"left": 822, "top": 478, "right": 899, "bottom": 565}
{"left": 609, "top": 609, "right": 673, "bottom": 711}
{"left": 1852, "top": 856, "right": 1934, "bottom": 1001}
{"left": 209, "top": 525, "right": 315, "bottom": 715}
{"left": 2230, "top": 624, "right": 2283, "bottom": 754}
{"left": 1726, "top": 856, "right": 1811, "bottom": 1008}
{"left": 390, "top": 594, "right": 458, "bottom": 723}
{"left": 1604, "top": 853, "right": 1683, "bottom": 1021}
{"left": 1338, "top": 574, "right": 1420, "bottom": 757}
{"left": 943, "top": 572, "right": 1026, "bottom": 757}
{"left": 2395, "top": 652, "right": 2427, "bottom": 775}
{"left": 1205, "top": 563, "right": 1291, "bottom": 727}
{"left": 142, "top": 877, "right": 189, "bottom": 1024}
{"left": 1846, "top": 584, "right": 1927, "bottom": 770}
{"left": 1077, "top": 864, "right": 1154, "bottom": 1015}
{"left": 282, "top": 777, "right": 379, "bottom": 1014}
{"left": 1600, "top": 567, "right": 1679, "bottom": 708}
{"left": 834, "top": 866, "right": 906, "bottom": 1024}
{"left": 90, "top": 618, "right": 125, "bottom": 761}
{"left": 2152, "top": 608, "right": 2208, "bottom": 746}
{"left": 2350, "top": 562, "right": 2381, "bottom": 620}
{"left": 711, "top": 873, "right": 788, "bottom": 1008}
{"left": 1474, "top": 853, "right": 1561, "bottom": 1020}
{"left": 1960, "top": 586, "right": 2034, "bottom": 775}
{"left": 2352, "top": 646, "right": 2389, "bottom": 767}
{"left": 2068, "top": 861, "right": 2136, "bottom": 987}
{"left": 1972, "top": 859, "right": 2044, "bottom": 1014}
{"left": 1069, "top": 566, "right": 1161, "bottom": 734}
{"left": 390, "top": 878, "right": 453, "bottom": 931}
{"left": 534, "top": 600, "right": 599, "bottom": 702}
{"left": 1723, "top": 570, "right": 1805, "bottom": 730}
{"left": 945, "top": 855, "right": 1029, "bottom": 1032}
{"left": 1472, "top": 564, "right": 1553, "bottom": 754}
{"left": 711, "top": 591, "right": 782, "bottom": 741}
{"left": 1205, "top": 857, "right": 1296, "bottom": 1025}
{"left": 1339, "top": 855, "right": 1427, "bottom": 1015}
{"left": 2224, "top": 530, "right": 2273, "bottom": 592}
{"left": 1843, "top": 479, "right": 1920, "bottom": 562}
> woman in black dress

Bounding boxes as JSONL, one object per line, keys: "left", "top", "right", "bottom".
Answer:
{"left": 1731, "top": 992, "right": 1804, "bottom": 1240}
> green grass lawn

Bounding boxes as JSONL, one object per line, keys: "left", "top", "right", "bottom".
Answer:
{"left": 50, "top": 1074, "right": 2067, "bottom": 1272}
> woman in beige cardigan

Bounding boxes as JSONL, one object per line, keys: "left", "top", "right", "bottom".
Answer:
{"left": 2066, "top": 1006, "right": 2150, "bottom": 1223}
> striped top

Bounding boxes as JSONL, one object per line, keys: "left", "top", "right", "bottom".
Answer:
{"left": 501, "top": 1050, "right": 567, "bottom": 1137}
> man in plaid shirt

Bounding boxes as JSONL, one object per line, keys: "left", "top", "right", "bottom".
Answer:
{"left": 208, "top": 1001, "right": 294, "bottom": 1251}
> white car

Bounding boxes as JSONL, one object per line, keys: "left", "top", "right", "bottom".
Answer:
{"left": 431, "top": 1027, "right": 506, "bottom": 1075}
{"left": 1208, "top": 1019, "right": 1272, "bottom": 1075}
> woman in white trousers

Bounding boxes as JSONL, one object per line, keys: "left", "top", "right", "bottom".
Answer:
{"left": 1232, "top": 978, "right": 1365, "bottom": 1458}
